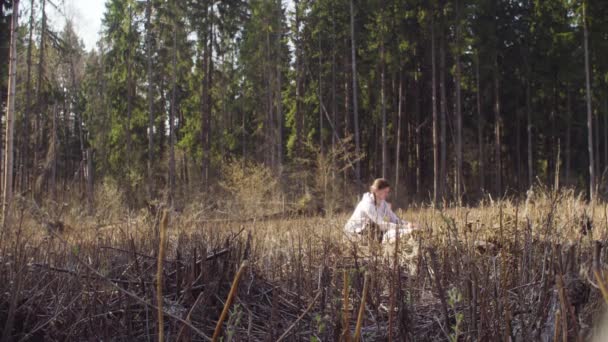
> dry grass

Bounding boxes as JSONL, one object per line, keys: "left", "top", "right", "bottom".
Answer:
{"left": 1, "top": 186, "right": 608, "bottom": 341}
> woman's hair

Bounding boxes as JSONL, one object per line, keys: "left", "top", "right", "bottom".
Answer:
{"left": 370, "top": 178, "right": 390, "bottom": 193}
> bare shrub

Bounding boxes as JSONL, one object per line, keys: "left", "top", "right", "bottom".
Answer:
{"left": 219, "top": 158, "right": 285, "bottom": 218}
{"left": 93, "top": 177, "right": 126, "bottom": 223}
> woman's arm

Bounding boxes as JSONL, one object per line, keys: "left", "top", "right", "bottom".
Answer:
{"left": 385, "top": 202, "right": 406, "bottom": 225}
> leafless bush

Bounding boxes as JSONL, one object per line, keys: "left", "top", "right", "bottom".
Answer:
{"left": 219, "top": 158, "right": 285, "bottom": 218}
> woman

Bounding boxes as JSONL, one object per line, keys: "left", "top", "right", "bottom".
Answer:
{"left": 344, "top": 178, "right": 418, "bottom": 244}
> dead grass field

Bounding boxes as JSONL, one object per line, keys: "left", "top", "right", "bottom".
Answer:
{"left": 1, "top": 187, "right": 608, "bottom": 341}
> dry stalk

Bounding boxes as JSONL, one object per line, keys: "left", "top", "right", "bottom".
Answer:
{"left": 553, "top": 309, "right": 561, "bottom": 342}
{"left": 342, "top": 270, "right": 352, "bottom": 342}
{"left": 593, "top": 270, "right": 608, "bottom": 303}
{"left": 212, "top": 260, "right": 249, "bottom": 342}
{"left": 353, "top": 272, "right": 369, "bottom": 342}
{"left": 157, "top": 210, "right": 168, "bottom": 342}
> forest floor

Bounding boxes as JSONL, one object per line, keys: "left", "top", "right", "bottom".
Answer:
{"left": 1, "top": 188, "right": 608, "bottom": 341}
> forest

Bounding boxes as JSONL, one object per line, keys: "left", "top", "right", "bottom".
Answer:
{"left": 2, "top": 0, "right": 608, "bottom": 341}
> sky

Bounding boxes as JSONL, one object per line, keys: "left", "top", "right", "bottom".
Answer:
{"left": 46, "top": 0, "right": 106, "bottom": 52}
{"left": 42, "top": 0, "right": 295, "bottom": 53}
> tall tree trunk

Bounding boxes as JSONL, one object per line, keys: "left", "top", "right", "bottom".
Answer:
{"left": 265, "top": 18, "right": 273, "bottom": 169}
{"left": 439, "top": 27, "right": 447, "bottom": 203}
{"left": 415, "top": 71, "right": 421, "bottom": 197}
{"left": 350, "top": 0, "right": 361, "bottom": 186}
{"left": 86, "top": 148, "right": 94, "bottom": 213}
{"left": 604, "top": 94, "right": 608, "bottom": 179}
{"left": 583, "top": 0, "right": 595, "bottom": 201}
{"left": 169, "top": 19, "right": 177, "bottom": 205}
{"left": 595, "top": 103, "right": 600, "bottom": 178}
{"left": 516, "top": 105, "right": 521, "bottom": 191}
{"left": 2, "top": 0, "right": 19, "bottom": 227}
{"left": 277, "top": 51, "right": 283, "bottom": 174}
{"left": 526, "top": 79, "right": 533, "bottom": 189}
{"left": 126, "top": 3, "right": 133, "bottom": 168}
{"left": 431, "top": 18, "right": 439, "bottom": 205}
{"left": 201, "top": 2, "right": 211, "bottom": 189}
{"left": 554, "top": 139, "right": 560, "bottom": 190}
{"left": 50, "top": 105, "right": 57, "bottom": 200}
{"left": 207, "top": 3, "right": 214, "bottom": 181}
{"left": 146, "top": 0, "right": 154, "bottom": 198}
{"left": 455, "top": 0, "right": 463, "bottom": 203}
{"left": 34, "top": 0, "right": 46, "bottom": 202}
{"left": 394, "top": 72, "right": 403, "bottom": 198}
{"left": 381, "top": 40, "right": 387, "bottom": 179}
{"left": 294, "top": 0, "right": 302, "bottom": 154}
{"left": 319, "top": 33, "right": 324, "bottom": 154}
{"left": 494, "top": 67, "right": 502, "bottom": 197}
{"left": 476, "top": 55, "right": 484, "bottom": 193}
{"left": 21, "top": 0, "right": 35, "bottom": 194}
{"left": 565, "top": 86, "right": 571, "bottom": 184}
{"left": 331, "top": 3, "right": 337, "bottom": 156}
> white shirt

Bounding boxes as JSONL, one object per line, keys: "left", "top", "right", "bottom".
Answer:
{"left": 344, "top": 192, "right": 407, "bottom": 234}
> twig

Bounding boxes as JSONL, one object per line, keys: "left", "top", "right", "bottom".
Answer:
{"left": 276, "top": 291, "right": 321, "bottom": 342}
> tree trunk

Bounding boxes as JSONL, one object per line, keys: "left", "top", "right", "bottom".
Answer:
{"left": 431, "top": 18, "right": 439, "bottom": 205}
{"left": 294, "top": 0, "right": 302, "bottom": 154}
{"left": 583, "top": 0, "right": 595, "bottom": 201}
{"left": 604, "top": 94, "right": 608, "bottom": 179}
{"left": 350, "top": 0, "right": 361, "bottom": 186}
{"left": 277, "top": 59, "right": 283, "bottom": 175}
{"left": 86, "top": 148, "right": 94, "bottom": 214}
{"left": 526, "top": 79, "right": 533, "bottom": 189}
{"left": 146, "top": 0, "right": 154, "bottom": 198}
{"left": 439, "top": 27, "right": 447, "bottom": 203}
{"left": 395, "top": 72, "right": 403, "bottom": 198}
{"left": 476, "top": 55, "right": 484, "bottom": 193}
{"left": 169, "top": 18, "right": 177, "bottom": 205}
{"left": 126, "top": 3, "right": 133, "bottom": 168}
{"left": 331, "top": 3, "right": 337, "bottom": 156}
{"left": 21, "top": 0, "right": 35, "bottom": 194}
{"left": 415, "top": 71, "right": 421, "bottom": 197}
{"left": 595, "top": 103, "right": 600, "bottom": 179}
{"left": 494, "top": 67, "right": 502, "bottom": 197}
{"left": 51, "top": 105, "right": 57, "bottom": 200}
{"left": 455, "top": 0, "right": 463, "bottom": 203}
{"left": 319, "top": 33, "right": 324, "bottom": 154}
{"left": 201, "top": 2, "right": 210, "bottom": 189}
{"left": 34, "top": 0, "right": 46, "bottom": 202}
{"left": 565, "top": 86, "right": 571, "bottom": 184}
{"left": 554, "top": 139, "right": 560, "bottom": 190}
{"left": 207, "top": 4, "right": 214, "bottom": 181}
{"left": 265, "top": 18, "right": 273, "bottom": 169}
{"left": 381, "top": 40, "right": 387, "bottom": 179}
{"left": 2, "top": 0, "right": 19, "bottom": 227}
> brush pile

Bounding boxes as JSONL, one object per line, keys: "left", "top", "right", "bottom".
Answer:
{"left": 1, "top": 189, "right": 607, "bottom": 341}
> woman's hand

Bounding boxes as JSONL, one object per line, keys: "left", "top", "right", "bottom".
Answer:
{"left": 405, "top": 221, "right": 420, "bottom": 231}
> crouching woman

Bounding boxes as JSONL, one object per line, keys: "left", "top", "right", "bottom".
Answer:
{"left": 344, "top": 178, "right": 418, "bottom": 244}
